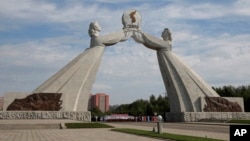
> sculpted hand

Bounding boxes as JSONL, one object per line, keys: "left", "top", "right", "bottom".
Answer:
{"left": 131, "top": 28, "right": 172, "bottom": 51}
{"left": 132, "top": 30, "right": 145, "bottom": 44}
{"left": 121, "top": 29, "right": 133, "bottom": 42}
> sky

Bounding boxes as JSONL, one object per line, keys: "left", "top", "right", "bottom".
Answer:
{"left": 0, "top": 0, "right": 250, "bottom": 105}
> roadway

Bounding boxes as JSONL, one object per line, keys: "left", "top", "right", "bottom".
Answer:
{"left": 121, "top": 122, "right": 229, "bottom": 133}
{"left": 107, "top": 122, "right": 230, "bottom": 140}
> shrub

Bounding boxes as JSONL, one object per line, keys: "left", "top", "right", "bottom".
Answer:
{"left": 65, "top": 122, "right": 114, "bottom": 128}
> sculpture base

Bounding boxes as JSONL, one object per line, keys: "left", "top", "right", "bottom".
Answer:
{"left": 0, "top": 111, "right": 91, "bottom": 121}
{"left": 165, "top": 112, "right": 250, "bottom": 122}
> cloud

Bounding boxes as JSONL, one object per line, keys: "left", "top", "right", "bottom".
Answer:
{"left": 92, "top": 83, "right": 112, "bottom": 92}
{"left": 233, "top": 0, "right": 250, "bottom": 16}
{"left": 0, "top": 35, "right": 84, "bottom": 94}
{"left": 0, "top": 37, "right": 80, "bottom": 67}
{"left": 95, "top": 0, "right": 136, "bottom": 4}
{"left": 0, "top": 0, "right": 250, "bottom": 105}
{"left": 0, "top": 0, "right": 56, "bottom": 21}
{"left": 0, "top": 0, "right": 124, "bottom": 33}
{"left": 98, "top": 40, "right": 159, "bottom": 77}
{"left": 180, "top": 33, "right": 250, "bottom": 86}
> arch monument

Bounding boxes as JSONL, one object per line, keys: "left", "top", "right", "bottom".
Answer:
{"left": 3, "top": 10, "right": 248, "bottom": 121}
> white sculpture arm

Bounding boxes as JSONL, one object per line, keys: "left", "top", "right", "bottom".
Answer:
{"left": 89, "top": 21, "right": 132, "bottom": 48}
{"left": 99, "top": 30, "right": 131, "bottom": 46}
{"left": 90, "top": 30, "right": 131, "bottom": 47}
{"left": 133, "top": 31, "right": 171, "bottom": 51}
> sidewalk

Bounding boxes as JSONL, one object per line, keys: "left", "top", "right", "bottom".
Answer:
{"left": 0, "top": 129, "right": 165, "bottom": 141}
{"left": 0, "top": 120, "right": 163, "bottom": 141}
{"left": 0, "top": 120, "right": 229, "bottom": 141}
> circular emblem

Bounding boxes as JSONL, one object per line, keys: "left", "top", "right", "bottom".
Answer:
{"left": 122, "top": 9, "right": 142, "bottom": 30}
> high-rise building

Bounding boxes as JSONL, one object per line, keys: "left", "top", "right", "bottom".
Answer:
{"left": 89, "top": 93, "right": 109, "bottom": 113}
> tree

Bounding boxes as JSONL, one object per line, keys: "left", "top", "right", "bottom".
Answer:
{"left": 111, "top": 94, "right": 170, "bottom": 118}
{"left": 129, "top": 99, "right": 150, "bottom": 116}
{"left": 90, "top": 107, "right": 104, "bottom": 117}
{"left": 149, "top": 95, "right": 156, "bottom": 105}
{"left": 213, "top": 85, "right": 250, "bottom": 112}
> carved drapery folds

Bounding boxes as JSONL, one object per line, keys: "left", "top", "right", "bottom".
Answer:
{"left": 7, "top": 93, "right": 62, "bottom": 111}
{"left": 203, "top": 97, "right": 242, "bottom": 112}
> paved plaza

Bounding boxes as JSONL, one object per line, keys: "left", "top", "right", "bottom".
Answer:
{"left": 0, "top": 120, "right": 228, "bottom": 141}
{"left": 0, "top": 120, "right": 164, "bottom": 141}
{"left": 0, "top": 129, "right": 165, "bottom": 141}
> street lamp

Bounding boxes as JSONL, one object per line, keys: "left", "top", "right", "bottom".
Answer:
{"left": 157, "top": 115, "right": 163, "bottom": 134}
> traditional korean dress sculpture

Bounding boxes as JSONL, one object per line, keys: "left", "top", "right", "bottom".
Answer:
{"left": 33, "top": 22, "right": 129, "bottom": 111}
{"left": 132, "top": 29, "right": 220, "bottom": 112}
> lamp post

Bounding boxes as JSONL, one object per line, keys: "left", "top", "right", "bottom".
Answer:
{"left": 157, "top": 115, "right": 163, "bottom": 134}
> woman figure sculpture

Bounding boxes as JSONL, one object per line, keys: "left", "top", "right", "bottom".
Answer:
{"left": 34, "top": 21, "right": 130, "bottom": 111}
{"left": 133, "top": 28, "right": 220, "bottom": 112}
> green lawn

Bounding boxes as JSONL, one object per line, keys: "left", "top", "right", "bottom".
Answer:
{"left": 111, "top": 128, "right": 224, "bottom": 141}
{"left": 65, "top": 122, "right": 114, "bottom": 128}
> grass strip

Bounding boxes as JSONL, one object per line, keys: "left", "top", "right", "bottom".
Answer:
{"left": 65, "top": 122, "right": 114, "bottom": 128}
{"left": 227, "top": 119, "right": 250, "bottom": 124}
{"left": 111, "top": 128, "right": 224, "bottom": 141}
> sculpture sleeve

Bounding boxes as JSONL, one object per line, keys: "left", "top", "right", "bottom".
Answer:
{"left": 142, "top": 32, "right": 171, "bottom": 51}
{"left": 99, "top": 30, "right": 130, "bottom": 46}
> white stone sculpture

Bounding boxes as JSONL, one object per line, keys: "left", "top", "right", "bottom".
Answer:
{"left": 5, "top": 10, "right": 244, "bottom": 121}
{"left": 33, "top": 22, "right": 129, "bottom": 111}
{"left": 132, "top": 28, "right": 221, "bottom": 112}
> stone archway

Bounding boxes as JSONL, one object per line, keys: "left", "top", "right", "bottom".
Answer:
{"left": 6, "top": 10, "right": 244, "bottom": 118}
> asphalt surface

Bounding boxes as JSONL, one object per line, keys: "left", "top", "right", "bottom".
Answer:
{"left": 107, "top": 122, "right": 229, "bottom": 140}
{"left": 117, "top": 122, "right": 229, "bottom": 133}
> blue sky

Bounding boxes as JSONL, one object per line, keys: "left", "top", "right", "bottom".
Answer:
{"left": 0, "top": 0, "right": 250, "bottom": 105}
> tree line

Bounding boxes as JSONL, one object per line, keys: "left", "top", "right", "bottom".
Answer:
{"left": 90, "top": 94, "right": 170, "bottom": 118}
{"left": 212, "top": 85, "right": 250, "bottom": 111}
{"left": 112, "top": 94, "right": 170, "bottom": 117}
{"left": 90, "top": 85, "right": 250, "bottom": 117}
